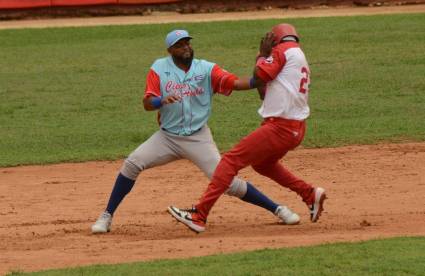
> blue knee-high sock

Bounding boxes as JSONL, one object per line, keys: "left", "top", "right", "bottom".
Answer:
{"left": 106, "top": 173, "right": 135, "bottom": 216}
{"left": 241, "top": 182, "right": 278, "bottom": 213}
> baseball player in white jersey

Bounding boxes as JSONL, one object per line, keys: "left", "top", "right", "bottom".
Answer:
{"left": 91, "top": 29, "right": 300, "bottom": 233}
{"left": 168, "top": 24, "right": 327, "bottom": 233}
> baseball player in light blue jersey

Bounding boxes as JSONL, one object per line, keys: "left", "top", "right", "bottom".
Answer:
{"left": 91, "top": 30, "right": 300, "bottom": 233}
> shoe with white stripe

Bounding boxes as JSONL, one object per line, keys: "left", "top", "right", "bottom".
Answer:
{"left": 309, "top": 187, "right": 327, "bottom": 222}
{"left": 168, "top": 206, "right": 206, "bottom": 233}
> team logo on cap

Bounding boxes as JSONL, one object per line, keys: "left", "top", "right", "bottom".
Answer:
{"left": 176, "top": 31, "right": 183, "bottom": 35}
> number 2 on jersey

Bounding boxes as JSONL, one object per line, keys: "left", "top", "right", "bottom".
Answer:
{"left": 299, "top": 67, "right": 310, "bottom": 94}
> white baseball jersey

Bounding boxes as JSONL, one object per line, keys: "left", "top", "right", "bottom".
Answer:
{"left": 256, "top": 42, "right": 311, "bottom": 121}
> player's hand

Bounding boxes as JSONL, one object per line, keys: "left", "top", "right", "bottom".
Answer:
{"left": 161, "top": 94, "right": 181, "bottom": 105}
{"left": 259, "top": 32, "right": 276, "bottom": 58}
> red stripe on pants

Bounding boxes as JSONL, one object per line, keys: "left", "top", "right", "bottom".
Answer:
{"left": 195, "top": 118, "right": 315, "bottom": 220}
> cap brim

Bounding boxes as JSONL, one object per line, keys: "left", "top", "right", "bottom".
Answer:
{"left": 169, "top": 36, "right": 193, "bottom": 48}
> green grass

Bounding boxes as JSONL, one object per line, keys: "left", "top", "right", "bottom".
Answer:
{"left": 8, "top": 236, "right": 425, "bottom": 275}
{"left": 1, "top": 14, "right": 424, "bottom": 166}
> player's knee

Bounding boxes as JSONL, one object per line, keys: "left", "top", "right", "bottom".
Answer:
{"left": 204, "top": 165, "right": 217, "bottom": 180}
{"left": 225, "top": 178, "right": 247, "bottom": 198}
{"left": 120, "top": 159, "right": 142, "bottom": 180}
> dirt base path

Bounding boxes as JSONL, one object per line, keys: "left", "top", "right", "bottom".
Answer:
{"left": 1, "top": 4, "right": 425, "bottom": 30}
{"left": 1, "top": 142, "right": 424, "bottom": 274}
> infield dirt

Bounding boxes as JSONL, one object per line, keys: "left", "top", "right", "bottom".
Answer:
{"left": 1, "top": 142, "right": 424, "bottom": 273}
{"left": 1, "top": 5, "right": 425, "bottom": 274}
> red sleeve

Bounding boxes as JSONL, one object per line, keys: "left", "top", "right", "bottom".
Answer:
{"left": 256, "top": 47, "right": 286, "bottom": 83}
{"left": 211, "top": 64, "right": 238, "bottom": 96}
{"left": 144, "top": 69, "right": 161, "bottom": 99}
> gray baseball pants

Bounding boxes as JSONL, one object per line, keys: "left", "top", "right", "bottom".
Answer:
{"left": 120, "top": 125, "right": 247, "bottom": 198}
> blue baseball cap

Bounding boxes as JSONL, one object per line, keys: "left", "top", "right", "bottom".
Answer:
{"left": 165, "top": 30, "right": 192, "bottom": 48}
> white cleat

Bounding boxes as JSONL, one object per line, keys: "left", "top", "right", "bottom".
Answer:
{"left": 91, "top": 211, "right": 112, "bottom": 234}
{"left": 309, "top": 187, "right": 327, "bottom": 222}
{"left": 275, "top": 205, "right": 300, "bottom": 225}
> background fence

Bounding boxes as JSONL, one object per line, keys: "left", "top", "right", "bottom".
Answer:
{"left": 0, "top": 0, "right": 181, "bottom": 9}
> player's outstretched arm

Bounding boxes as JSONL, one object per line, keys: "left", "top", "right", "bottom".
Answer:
{"left": 232, "top": 75, "right": 267, "bottom": 92}
{"left": 233, "top": 77, "right": 252, "bottom": 90}
{"left": 143, "top": 95, "right": 181, "bottom": 111}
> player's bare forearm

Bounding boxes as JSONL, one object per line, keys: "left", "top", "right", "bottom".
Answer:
{"left": 143, "top": 95, "right": 181, "bottom": 111}
{"left": 233, "top": 75, "right": 266, "bottom": 99}
{"left": 233, "top": 77, "right": 252, "bottom": 90}
{"left": 256, "top": 85, "right": 266, "bottom": 100}
{"left": 143, "top": 96, "right": 157, "bottom": 111}
{"left": 233, "top": 76, "right": 266, "bottom": 90}
{"left": 253, "top": 68, "right": 267, "bottom": 100}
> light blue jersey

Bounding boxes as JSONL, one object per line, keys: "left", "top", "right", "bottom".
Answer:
{"left": 151, "top": 57, "right": 216, "bottom": 136}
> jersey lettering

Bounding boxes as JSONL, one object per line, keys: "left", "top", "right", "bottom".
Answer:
{"left": 165, "top": 81, "right": 206, "bottom": 97}
{"left": 299, "top": 67, "right": 310, "bottom": 94}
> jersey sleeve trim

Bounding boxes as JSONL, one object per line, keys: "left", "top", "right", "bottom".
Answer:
{"left": 255, "top": 44, "right": 292, "bottom": 83}
{"left": 211, "top": 64, "right": 237, "bottom": 96}
{"left": 144, "top": 69, "right": 161, "bottom": 99}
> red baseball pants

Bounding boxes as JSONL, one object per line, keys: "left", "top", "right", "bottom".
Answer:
{"left": 195, "top": 117, "right": 315, "bottom": 220}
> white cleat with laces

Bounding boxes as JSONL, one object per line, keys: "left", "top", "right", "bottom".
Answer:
{"left": 91, "top": 211, "right": 112, "bottom": 234}
{"left": 275, "top": 205, "right": 300, "bottom": 225}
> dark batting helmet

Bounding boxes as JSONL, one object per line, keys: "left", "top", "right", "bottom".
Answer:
{"left": 271, "top": 23, "right": 299, "bottom": 44}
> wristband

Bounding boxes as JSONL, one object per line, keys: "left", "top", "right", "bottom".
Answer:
{"left": 151, "top": 96, "right": 162, "bottom": 109}
{"left": 249, "top": 77, "right": 256, "bottom": 89}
